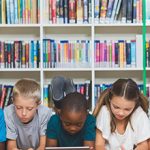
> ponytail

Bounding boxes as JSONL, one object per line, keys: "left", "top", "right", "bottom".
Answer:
{"left": 139, "top": 93, "right": 149, "bottom": 114}
{"left": 93, "top": 88, "right": 110, "bottom": 117}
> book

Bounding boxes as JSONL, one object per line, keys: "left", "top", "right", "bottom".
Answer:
{"left": 126, "top": 0, "right": 133, "bottom": 23}
{"left": 69, "top": 0, "right": 76, "bottom": 23}
{"left": 106, "top": 0, "right": 115, "bottom": 23}
{"left": 121, "top": 0, "right": 127, "bottom": 23}
{"left": 76, "top": 0, "right": 83, "bottom": 24}
{"left": 63, "top": 0, "right": 68, "bottom": 23}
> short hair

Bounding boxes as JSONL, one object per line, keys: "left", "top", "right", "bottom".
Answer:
{"left": 13, "top": 78, "right": 41, "bottom": 103}
{"left": 60, "top": 92, "right": 87, "bottom": 113}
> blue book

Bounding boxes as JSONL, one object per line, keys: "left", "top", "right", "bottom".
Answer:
{"left": 131, "top": 40, "right": 136, "bottom": 67}
{"left": 94, "top": 0, "right": 100, "bottom": 23}
{"left": 126, "top": 41, "right": 131, "bottom": 67}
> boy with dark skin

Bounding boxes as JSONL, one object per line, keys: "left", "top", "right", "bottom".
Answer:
{"left": 46, "top": 92, "right": 96, "bottom": 149}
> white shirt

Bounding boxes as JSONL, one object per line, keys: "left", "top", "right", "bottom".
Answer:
{"left": 96, "top": 106, "right": 150, "bottom": 150}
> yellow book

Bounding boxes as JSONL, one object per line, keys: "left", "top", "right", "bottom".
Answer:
{"left": 76, "top": 0, "right": 83, "bottom": 24}
{"left": 119, "top": 41, "right": 124, "bottom": 68}
{"left": 2, "top": 0, "right": 6, "bottom": 24}
{"left": 18, "top": 0, "right": 20, "bottom": 23}
{"left": 32, "top": 0, "right": 37, "bottom": 23}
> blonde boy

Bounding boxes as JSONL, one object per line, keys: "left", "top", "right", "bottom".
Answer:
{"left": 4, "top": 78, "right": 52, "bottom": 150}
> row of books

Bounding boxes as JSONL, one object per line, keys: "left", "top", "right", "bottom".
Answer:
{"left": 43, "top": 39, "right": 91, "bottom": 68}
{"left": 94, "top": 39, "right": 137, "bottom": 68}
{"left": 43, "top": 0, "right": 92, "bottom": 24}
{"left": 0, "top": 84, "right": 13, "bottom": 109}
{"left": 94, "top": 83, "right": 144, "bottom": 104}
{"left": 1, "top": 0, "right": 150, "bottom": 25}
{"left": 0, "top": 0, "right": 40, "bottom": 24}
{"left": 146, "top": 85, "right": 150, "bottom": 98}
{"left": 43, "top": 80, "right": 92, "bottom": 109}
{"left": 94, "top": 35, "right": 143, "bottom": 68}
{"left": 0, "top": 40, "right": 40, "bottom": 68}
{"left": 0, "top": 37, "right": 146, "bottom": 69}
{"left": 1, "top": 82, "right": 150, "bottom": 111}
{"left": 1, "top": 36, "right": 149, "bottom": 69}
{"left": 146, "top": 41, "right": 150, "bottom": 67}
{"left": 94, "top": 0, "right": 142, "bottom": 24}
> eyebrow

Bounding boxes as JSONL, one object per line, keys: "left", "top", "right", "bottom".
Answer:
{"left": 63, "top": 121, "right": 83, "bottom": 124}
{"left": 111, "top": 103, "right": 133, "bottom": 110}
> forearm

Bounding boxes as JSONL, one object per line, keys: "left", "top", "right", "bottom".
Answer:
{"left": 84, "top": 141, "right": 95, "bottom": 150}
{"left": 95, "top": 129, "right": 106, "bottom": 150}
{"left": 7, "top": 140, "right": 19, "bottom": 150}
{"left": 136, "top": 141, "right": 149, "bottom": 150}
{"left": 36, "top": 136, "right": 46, "bottom": 150}
{"left": 0, "top": 142, "right": 5, "bottom": 150}
{"left": 36, "top": 145, "right": 45, "bottom": 150}
{"left": 95, "top": 145, "right": 105, "bottom": 150}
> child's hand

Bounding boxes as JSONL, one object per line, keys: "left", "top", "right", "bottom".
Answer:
{"left": 89, "top": 147, "right": 94, "bottom": 150}
{"left": 27, "top": 148, "right": 34, "bottom": 150}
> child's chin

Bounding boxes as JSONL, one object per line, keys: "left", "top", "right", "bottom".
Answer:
{"left": 67, "top": 130, "right": 80, "bottom": 135}
{"left": 20, "top": 118, "right": 30, "bottom": 124}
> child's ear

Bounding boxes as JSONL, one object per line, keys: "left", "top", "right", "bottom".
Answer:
{"left": 37, "top": 101, "right": 41, "bottom": 105}
{"left": 54, "top": 107, "right": 61, "bottom": 114}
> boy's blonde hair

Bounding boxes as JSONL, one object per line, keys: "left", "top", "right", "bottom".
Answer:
{"left": 13, "top": 78, "right": 41, "bottom": 103}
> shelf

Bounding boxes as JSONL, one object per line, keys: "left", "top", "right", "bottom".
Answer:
{"left": 43, "top": 68, "right": 92, "bottom": 71}
{"left": 43, "top": 24, "right": 92, "bottom": 27}
{"left": 0, "top": 68, "right": 41, "bottom": 72}
{"left": 94, "top": 23, "right": 142, "bottom": 27}
{"left": 0, "top": 24, "right": 40, "bottom": 27}
{"left": 94, "top": 68, "right": 143, "bottom": 71}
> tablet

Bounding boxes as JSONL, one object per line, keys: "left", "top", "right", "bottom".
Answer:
{"left": 45, "top": 146, "right": 90, "bottom": 150}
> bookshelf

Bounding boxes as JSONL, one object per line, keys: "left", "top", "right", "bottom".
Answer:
{"left": 0, "top": 0, "right": 149, "bottom": 111}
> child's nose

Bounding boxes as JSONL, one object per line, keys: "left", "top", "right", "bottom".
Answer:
{"left": 70, "top": 126, "right": 77, "bottom": 131}
{"left": 118, "top": 110, "right": 124, "bottom": 115}
{"left": 22, "top": 109, "right": 27, "bottom": 116}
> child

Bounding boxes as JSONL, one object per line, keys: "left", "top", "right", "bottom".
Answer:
{"left": 93, "top": 78, "right": 150, "bottom": 150}
{"left": 46, "top": 92, "right": 96, "bottom": 149}
{"left": 4, "top": 78, "right": 52, "bottom": 150}
{"left": 0, "top": 108, "right": 6, "bottom": 150}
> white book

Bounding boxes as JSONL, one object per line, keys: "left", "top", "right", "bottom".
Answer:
{"left": 146, "top": 0, "right": 150, "bottom": 23}
{"left": 136, "top": 34, "right": 143, "bottom": 68}
{"left": 110, "top": 0, "right": 119, "bottom": 23}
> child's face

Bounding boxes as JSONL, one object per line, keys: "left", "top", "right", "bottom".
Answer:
{"left": 110, "top": 96, "right": 136, "bottom": 121}
{"left": 60, "top": 110, "right": 87, "bottom": 135}
{"left": 13, "top": 95, "right": 39, "bottom": 123}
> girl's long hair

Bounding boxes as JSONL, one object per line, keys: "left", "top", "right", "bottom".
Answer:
{"left": 93, "top": 78, "right": 149, "bottom": 132}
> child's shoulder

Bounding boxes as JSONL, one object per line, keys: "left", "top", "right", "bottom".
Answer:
{"left": 50, "top": 114, "right": 60, "bottom": 122}
{"left": 38, "top": 105, "right": 52, "bottom": 115}
{"left": 131, "top": 106, "right": 148, "bottom": 121}
{"left": 0, "top": 108, "right": 4, "bottom": 116}
{"left": 97, "top": 105, "right": 110, "bottom": 117}
{"left": 4, "top": 104, "right": 14, "bottom": 115}
{"left": 47, "top": 114, "right": 61, "bottom": 127}
{"left": 84, "top": 113, "right": 96, "bottom": 127}
{"left": 87, "top": 113, "right": 96, "bottom": 121}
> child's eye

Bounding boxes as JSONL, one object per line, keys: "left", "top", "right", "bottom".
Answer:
{"left": 16, "top": 107, "right": 22, "bottom": 110}
{"left": 113, "top": 105, "right": 119, "bottom": 109}
{"left": 64, "top": 122, "right": 71, "bottom": 126}
{"left": 76, "top": 123, "right": 82, "bottom": 127}
{"left": 125, "top": 108, "right": 131, "bottom": 111}
{"left": 27, "top": 108, "right": 33, "bottom": 111}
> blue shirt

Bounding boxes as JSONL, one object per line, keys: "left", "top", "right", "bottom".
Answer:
{"left": 46, "top": 114, "right": 96, "bottom": 147}
{"left": 0, "top": 108, "right": 6, "bottom": 142}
